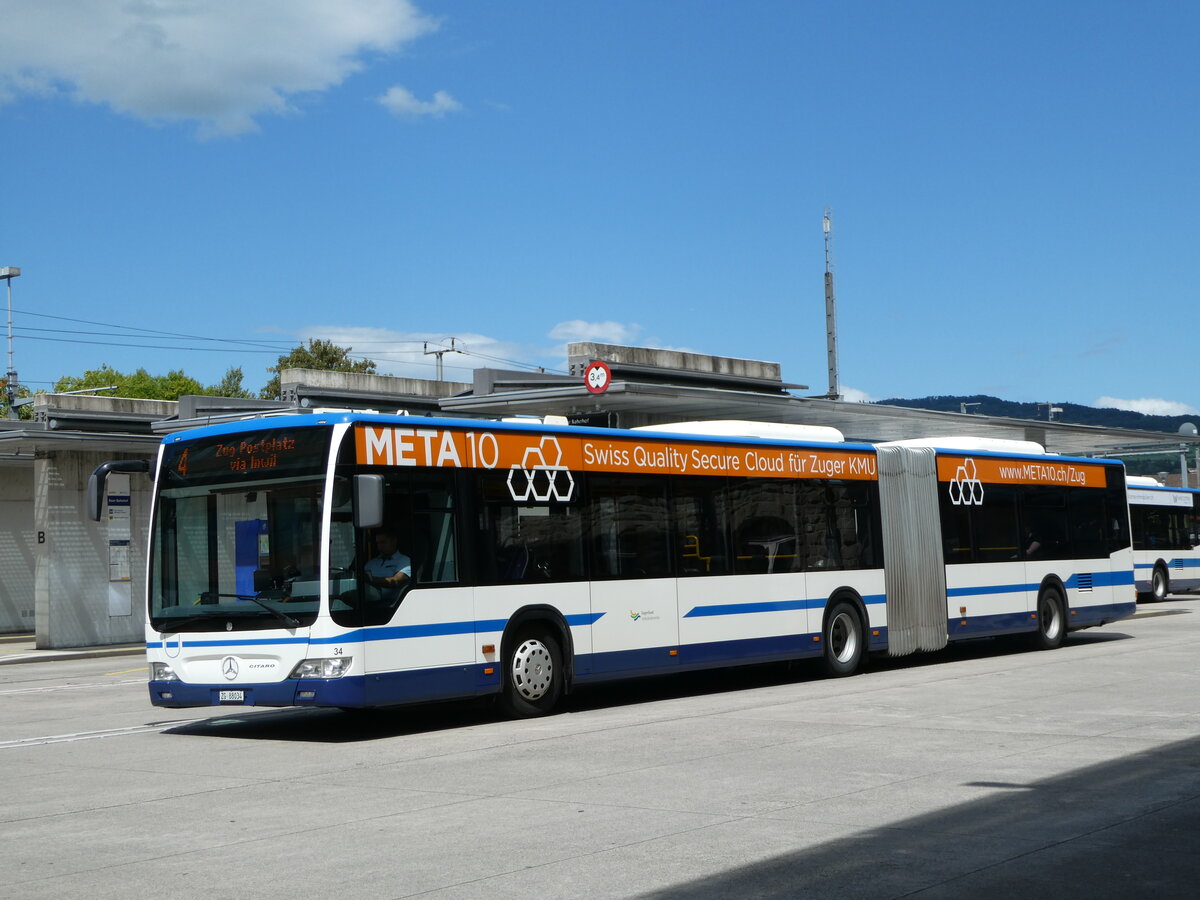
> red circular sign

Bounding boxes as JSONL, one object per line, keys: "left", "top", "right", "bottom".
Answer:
{"left": 584, "top": 360, "right": 611, "bottom": 394}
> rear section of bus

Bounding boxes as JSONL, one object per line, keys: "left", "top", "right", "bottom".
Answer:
{"left": 1127, "top": 478, "right": 1200, "bottom": 598}
{"left": 877, "top": 438, "right": 1135, "bottom": 654}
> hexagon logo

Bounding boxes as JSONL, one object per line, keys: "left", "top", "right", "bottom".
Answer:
{"left": 507, "top": 436, "right": 575, "bottom": 502}
{"left": 949, "top": 458, "right": 984, "bottom": 506}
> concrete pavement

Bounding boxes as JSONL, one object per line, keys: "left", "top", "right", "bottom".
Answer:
{"left": 2, "top": 598, "right": 1199, "bottom": 898}
{"left": 0, "top": 632, "right": 142, "bottom": 666}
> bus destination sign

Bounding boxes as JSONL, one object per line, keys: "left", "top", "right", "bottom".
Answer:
{"left": 164, "top": 428, "right": 330, "bottom": 486}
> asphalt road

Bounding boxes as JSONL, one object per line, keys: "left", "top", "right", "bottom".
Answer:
{"left": 2, "top": 598, "right": 1199, "bottom": 899}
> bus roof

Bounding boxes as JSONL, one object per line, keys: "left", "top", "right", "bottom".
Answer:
{"left": 160, "top": 412, "right": 868, "bottom": 451}
{"left": 632, "top": 420, "right": 845, "bottom": 443}
{"left": 161, "top": 413, "right": 1124, "bottom": 465}
{"left": 880, "top": 436, "right": 1050, "bottom": 455}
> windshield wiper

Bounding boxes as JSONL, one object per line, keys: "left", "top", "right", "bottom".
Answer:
{"left": 154, "top": 614, "right": 232, "bottom": 634}
{"left": 198, "top": 592, "right": 300, "bottom": 629}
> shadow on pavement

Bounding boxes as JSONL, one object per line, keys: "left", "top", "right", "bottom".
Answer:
{"left": 639, "top": 733, "right": 1200, "bottom": 899}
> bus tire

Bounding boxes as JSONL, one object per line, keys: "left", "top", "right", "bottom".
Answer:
{"left": 500, "top": 628, "right": 563, "bottom": 718}
{"left": 823, "top": 600, "right": 864, "bottom": 677}
{"left": 1030, "top": 586, "right": 1066, "bottom": 651}
{"left": 1152, "top": 565, "right": 1170, "bottom": 601}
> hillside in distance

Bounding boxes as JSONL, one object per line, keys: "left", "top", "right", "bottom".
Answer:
{"left": 876, "top": 395, "right": 1197, "bottom": 435}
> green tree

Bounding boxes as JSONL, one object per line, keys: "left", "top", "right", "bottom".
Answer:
{"left": 259, "top": 339, "right": 377, "bottom": 399}
{"left": 54, "top": 365, "right": 207, "bottom": 401}
{"left": 211, "top": 366, "right": 254, "bottom": 399}
{"left": 0, "top": 377, "right": 34, "bottom": 420}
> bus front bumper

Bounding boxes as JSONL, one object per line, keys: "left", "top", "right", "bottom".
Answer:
{"left": 148, "top": 676, "right": 366, "bottom": 708}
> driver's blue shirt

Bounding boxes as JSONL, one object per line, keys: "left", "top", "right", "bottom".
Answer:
{"left": 365, "top": 551, "right": 411, "bottom": 581}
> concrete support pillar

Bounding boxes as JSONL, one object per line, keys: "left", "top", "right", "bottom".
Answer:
{"left": 0, "top": 462, "right": 35, "bottom": 633}
{"left": 34, "top": 449, "right": 154, "bottom": 649}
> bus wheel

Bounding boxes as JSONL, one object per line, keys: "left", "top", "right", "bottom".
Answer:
{"left": 500, "top": 628, "right": 563, "bottom": 717}
{"left": 1152, "top": 565, "right": 1170, "bottom": 602}
{"left": 1030, "top": 587, "right": 1066, "bottom": 650}
{"left": 823, "top": 601, "right": 864, "bottom": 677}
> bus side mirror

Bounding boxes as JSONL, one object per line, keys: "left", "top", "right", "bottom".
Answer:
{"left": 87, "top": 459, "right": 151, "bottom": 522}
{"left": 353, "top": 474, "right": 384, "bottom": 529}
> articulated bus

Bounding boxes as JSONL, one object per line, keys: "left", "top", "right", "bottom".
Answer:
{"left": 1126, "top": 476, "right": 1200, "bottom": 600}
{"left": 88, "top": 413, "right": 1136, "bottom": 716}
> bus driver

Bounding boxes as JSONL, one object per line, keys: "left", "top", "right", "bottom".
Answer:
{"left": 365, "top": 529, "right": 412, "bottom": 602}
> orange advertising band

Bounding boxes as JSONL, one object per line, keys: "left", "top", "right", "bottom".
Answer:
{"left": 354, "top": 425, "right": 878, "bottom": 481}
{"left": 936, "top": 455, "right": 1108, "bottom": 488}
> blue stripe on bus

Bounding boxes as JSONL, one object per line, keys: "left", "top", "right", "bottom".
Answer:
{"left": 146, "top": 636, "right": 311, "bottom": 649}
{"left": 947, "top": 570, "right": 1134, "bottom": 600}
{"left": 683, "top": 599, "right": 810, "bottom": 617}
{"left": 149, "top": 573, "right": 1132, "bottom": 654}
{"left": 1129, "top": 561, "right": 1200, "bottom": 571}
{"left": 683, "top": 593, "right": 886, "bottom": 619}
{"left": 1066, "top": 570, "right": 1136, "bottom": 587}
{"left": 150, "top": 612, "right": 607, "bottom": 650}
{"left": 1132, "top": 562, "right": 1200, "bottom": 571}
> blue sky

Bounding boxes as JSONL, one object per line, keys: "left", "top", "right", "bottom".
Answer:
{"left": 2, "top": 0, "right": 1198, "bottom": 414}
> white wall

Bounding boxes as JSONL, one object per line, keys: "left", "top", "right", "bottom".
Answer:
{"left": 34, "top": 451, "right": 153, "bottom": 649}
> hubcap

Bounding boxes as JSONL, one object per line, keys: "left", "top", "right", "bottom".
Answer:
{"left": 1042, "top": 597, "right": 1062, "bottom": 640}
{"left": 511, "top": 639, "right": 554, "bottom": 701}
{"left": 830, "top": 612, "right": 859, "bottom": 663}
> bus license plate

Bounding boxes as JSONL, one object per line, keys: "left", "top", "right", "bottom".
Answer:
{"left": 218, "top": 690, "right": 245, "bottom": 703}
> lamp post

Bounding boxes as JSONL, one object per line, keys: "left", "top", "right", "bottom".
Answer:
{"left": 0, "top": 267, "right": 19, "bottom": 420}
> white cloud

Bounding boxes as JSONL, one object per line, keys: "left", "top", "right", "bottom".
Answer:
{"left": 298, "top": 326, "right": 547, "bottom": 381}
{"left": 837, "top": 386, "right": 877, "bottom": 403}
{"left": 547, "top": 320, "right": 643, "bottom": 345}
{"left": 0, "top": 0, "right": 437, "bottom": 136}
{"left": 379, "top": 85, "right": 461, "bottom": 118}
{"left": 1095, "top": 396, "right": 1200, "bottom": 417}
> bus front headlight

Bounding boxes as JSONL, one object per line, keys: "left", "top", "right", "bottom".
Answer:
{"left": 289, "top": 657, "right": 353, "bottom": 679}
{"left": 151, "top": 662, "right": 179, "bottom": 682}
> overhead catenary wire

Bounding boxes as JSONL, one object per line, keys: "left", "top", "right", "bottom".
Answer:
{"left": 11, "top": 307, "right": 294, "bottom": 352}
{"left": 9, "top": 307, "right": 563, "bottom": 382}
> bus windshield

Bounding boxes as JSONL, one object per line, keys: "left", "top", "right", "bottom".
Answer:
{"left": 150, "top": 476, "right": 333, "bottom": 631}
{"left": 149, "top": 425, "right": 341, "bottom": 633}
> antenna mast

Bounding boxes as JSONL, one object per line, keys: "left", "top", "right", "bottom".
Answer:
{"left": 823, "top": 209, "right": 840, "bottom": 400}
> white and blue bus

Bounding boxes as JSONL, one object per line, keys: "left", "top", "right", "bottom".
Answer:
{"left": 1126, "top": 476, "right": 1200, "bottom": 600}
{"left": 89, "top": 413, "right": 1136, "bottom": 716}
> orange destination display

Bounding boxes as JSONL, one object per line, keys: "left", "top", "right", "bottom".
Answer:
{"left": 354, "top": 424, "right": 878, "bottom": 481}
{"left": 163, "top": 427, "right": 330, "bottom": 486}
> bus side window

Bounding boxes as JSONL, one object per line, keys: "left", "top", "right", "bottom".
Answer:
{"left": 371, "top": 470, "right": 460, "bottom": 598}
{"left": 410, "top": 472, "right": 458, "bottom": 584}
{"left": 589, "top": 477, "right": 671, "bottom": 579}
{"left": 973, "top": 484, "right": 1019, "bottom": 563}
{"left": 475, "top": 469, "right": 585, "bottom": 584}
{"left": 730, "top": 478, "right": 799, "bottom": 574}
{"left": 1068, "top": 489, "right": 1107, "bottom": 559}
{"left": 672, "top": 477, "right": 730, "bottom": 576}
{"left": 1020, "top": 486, "right": 1068, "bottom": 560}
